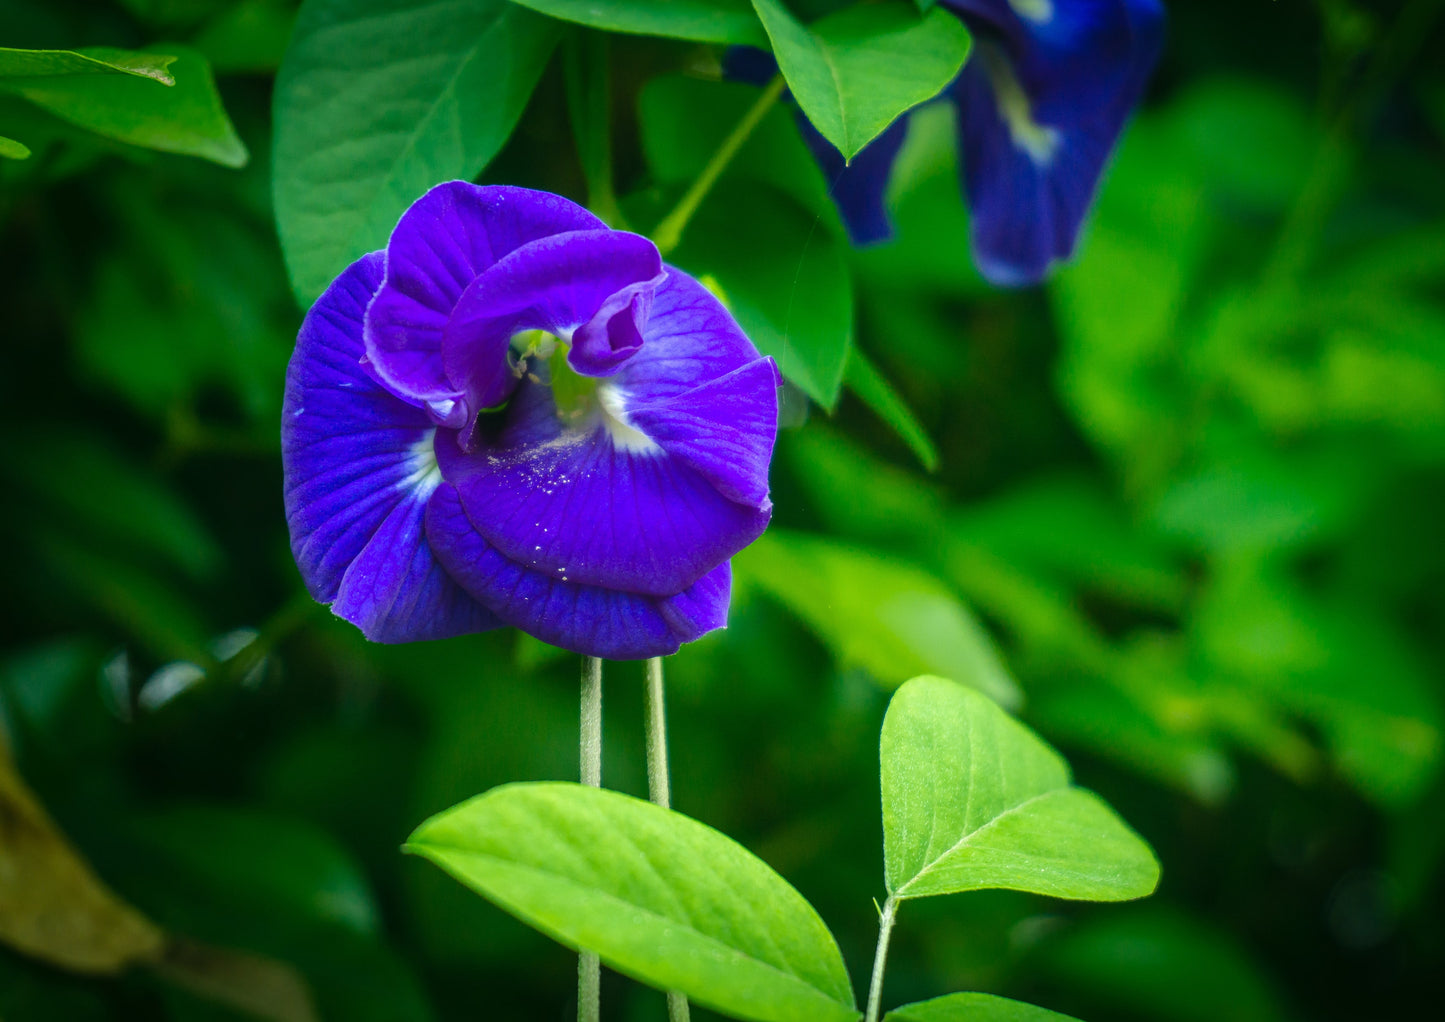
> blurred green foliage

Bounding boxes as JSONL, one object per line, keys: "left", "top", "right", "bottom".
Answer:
{"left": 2, "top": 0, "right": 1444, "bottom": 1019}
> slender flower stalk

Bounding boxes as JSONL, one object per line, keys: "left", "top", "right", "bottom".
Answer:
{"left": 864, "top": 896, "right": 899, "bottom": 1022}
{"left": 579, "top": 656, "right": 603, "bottom": 1022}
{"left": 652, "top": 75, "right": 786, "bottom": 256}
{"left": 644, "top": 657, "right": 690, "bottom": 1022}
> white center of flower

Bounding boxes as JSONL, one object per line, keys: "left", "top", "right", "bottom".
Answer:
{"left": 980, "top": 42, "right": 1060, "bottom": 165}
{"left": 401, "top": 429, "right": 443, "bottom": 496}
{"left": 597, "top": 384, "right": 660, "bottom": 454}
{"left": 1008, "top": 0, "right": 1054, "bottom": 24}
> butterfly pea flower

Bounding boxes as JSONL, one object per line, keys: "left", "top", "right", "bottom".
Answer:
{"left": 282, "top": 182, "right": 779, "bottom": 659}
{"left": 733, "top": 0, "right": 1164, "bottom": 285}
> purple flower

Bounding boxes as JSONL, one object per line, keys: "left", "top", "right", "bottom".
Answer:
{"left": 282, "top": 182, "right": 779, "bottom": 659}
{"left": 734, "top": 0, "right": 1164, "bottom": 285}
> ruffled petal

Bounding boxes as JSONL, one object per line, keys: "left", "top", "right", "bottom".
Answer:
{"left": 435, "top": 377, "right": 771, "bottom": 596}
{"left": 282, "top": 251, "right": 500, "bottom": 642}
{"left": 425, "top": 483, "right": 732, "bottom": 659}
{"left": 363, "top": 182, "right": 604, "bottom": 421}
{"left": 441, "top": 229, "right": 665, "bottom": 411}
{"left": 610, "top": 267, "right": 764, "bottom": 402}
{"left": 626, "top": 358, "right": 780, "bottom": 507}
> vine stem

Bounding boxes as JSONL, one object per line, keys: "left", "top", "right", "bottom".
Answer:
{"left": 645, "top": 657, "right": 690, "bottom": 1022}
{"left": 579, "top": 656, "right": 603, "bottom": 1022}
{"left": 864, "top": 896, "right": 899, "bottom": 1022}
{"left": 651, "top": 75, "right": 786, "bottom": 257}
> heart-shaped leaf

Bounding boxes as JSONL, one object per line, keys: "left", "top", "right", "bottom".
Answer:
{"left": 883, "top": 676, "right": 1159, "bottom": 901}
{"left": 751, "top": 0, "right": 970, "bottom": 160}
{"left": 408, "top": 782, "right": 859, "bottom": 1022}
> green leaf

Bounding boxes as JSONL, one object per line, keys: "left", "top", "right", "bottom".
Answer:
{"left": 3, "top": 46, "right": 245, "bottom": 166}
{"left": 735, "top": 531, "right": 1019, "bottom": 707}
{"left": 407, "top": 782, "right": 858, "bottom": 1022}
{"left": 751, "top": 0, "right": 969, "bottom": 160}
{"left": 273, "top": 0, "right": 561, "bottom": 304}
{"left": 886, "top": 992, "right": 1081, "bottom": 1022}
{"left": 512, "top": 0, "right": 767, "bottom": 45}
{"left": 0, "top": 134, "right": 29, "bottom": 158}
{"left": 0, "top": 46, "right": 177, "bottom": 84}
{"left": 881, "top": 676, "right": 1159, "bottom": 900}
{"left": 844, "top": 346, "right": 939, "bottom": 471}
{"left": 663, "top": 182, "right": 852, "bottom": 408}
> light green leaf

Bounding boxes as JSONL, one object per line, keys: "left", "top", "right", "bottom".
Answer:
{"left": 0, "top": 134, "right": 29, "bottom": 159}
{"left": 735, "top": 531, "right": 1019, "bottom": 707}
{"left": 512, "top": 0, "right": 767, "bottom": 45}
{"left": 886, "top": 992, "right": 1081, "bottom": 1022}
{"left": 844, "top": 346, "right": 939, "bottom": 471}
{"left": 3, "top": 46, "right": 245, "bottom": 166}
{"left": 751, "top": 0, "right": 969, "bottom": 159}
{"left": 273, "top": 0, "right": 561, "bottom": 304}
{"left": 664, "top": 182, "right": 852, "bottom": 408}
{"left": 407, "top": 782, "right": 858, "bottom": 1022}
{"left": 0, "top": 46, "right": 176, "bottom": 84}
{"left": 882, "top": 676, "right": 1159, "bottom": 900}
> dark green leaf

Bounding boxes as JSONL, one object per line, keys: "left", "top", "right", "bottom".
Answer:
{"left": 886, "top": 992, "right": 1081, "bottom": 1022}
{"left": 408, "top": 782, "right": 858, "bottom": 1022}
{"left": 844, "top": 346, "right": 939, "bottom": 471}
{"left": 751, "top": 0, "right": 969, "bottom": 159}
{"left": 4, "top": 46, "right": 245, "bottom": 166}
{"left": 513, "top": 0, "right": 767, "bottom": 45}
{"left": 273, "top": 0, "right": 561, "bottom": 303}
{"left": 882, "top": 676, "right": 1159, "bottom": 900}
{"left": 638, "top": 73, "right": 833, "bottom": 222}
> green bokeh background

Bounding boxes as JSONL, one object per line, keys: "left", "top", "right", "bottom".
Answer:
{"left": 3, "top": 1, "right": 1444, "bottom": 1019}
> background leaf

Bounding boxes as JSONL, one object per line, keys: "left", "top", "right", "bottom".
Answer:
{"left": 512, "top": 0, "right": 767, "bottom": 45}
{"left": 3, "top": 45, "right": 244, "bottom": 166}
{"left": 750, "top": 0, "right": 970, "bottom": 159}
{"left": 881, "top": 676, "right": 1159, "bottom": 900}
{"left": 736, "top": 532, "right": 1019, "bottom": 707}
{"left": 407, "top": 782, "right": 858, "bottom": 1022}
{"left": 272, "top": 0, "right": 561, "bottom": 303}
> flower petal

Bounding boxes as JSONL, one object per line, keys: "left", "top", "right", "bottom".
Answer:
{"left": 363, "top": 182, "right": 604, "bottom": 421}
{"left": 611, "top": 266, "right": 764, "bottom": 402}
{"left": 425, "top": 482, "right": 732, "bottom": 659}
{"left": 436, "top": 377, "right": 771, "bottom": 597}
{"left": 626, "top": 358, "right": 780, "bottom": 507}
{"left": 950, "top": 0, "right": 1163, "bottom": 285}
{"left": 282, "top": 251, "right": 499, "bottom": 642}
{"left": 441, "top": 229, "right": 665, "bottom": 411}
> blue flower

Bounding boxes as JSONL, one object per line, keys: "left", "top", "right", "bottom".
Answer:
{"left": 737, "top": 0, "right": 1165, "bottom": 286}
{"left": 282, "top": 182, "right": 779, "bottom": 658}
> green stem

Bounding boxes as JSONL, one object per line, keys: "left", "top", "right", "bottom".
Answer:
{"left": 644, "top": 657, "right": 690, "bottom": 1022}
{"left": 579, "top": 656, "right": 603, "bottom": 1022}
{"left": 651, "top": 75, "right": 786, "bottom": 257}
{"left": 863, "top": 896, "right": 898, "bottom": 1022}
